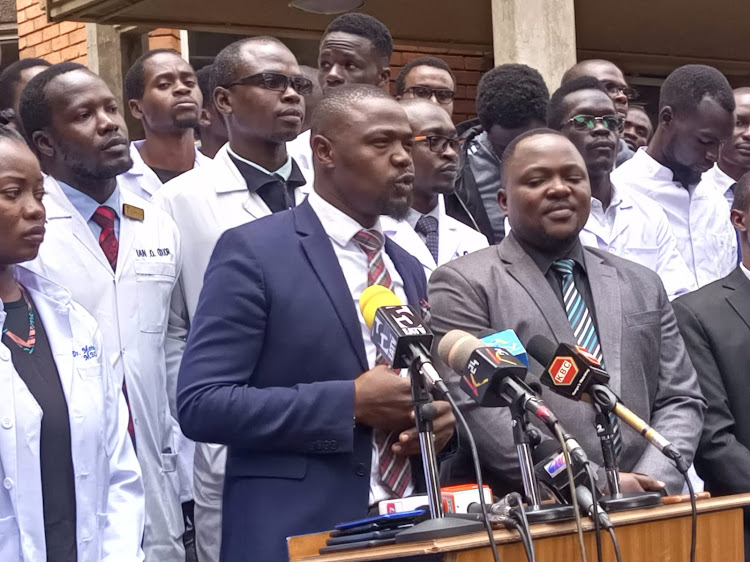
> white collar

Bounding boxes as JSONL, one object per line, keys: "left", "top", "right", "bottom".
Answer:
{"left": 307, "top": 190, "right": 382, "bottom": 248}
{"left": 706, "top": 163, "right": 738, "bottom": 195}
{"left": 226, "top": 145, "right": 293, "bottom": 181}
{"left": 405, "top": 195, "right": 442, "bottom": 230}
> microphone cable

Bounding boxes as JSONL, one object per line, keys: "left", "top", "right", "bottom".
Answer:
{"left": 444, "top": 392, "right": 501, "bottom": 562}
{"left": 608, "top": 527, "right": 623, "bottom": 562}
{"left": 502, "top": 516, "right": 534, "bottom": 562}
{"left": 683, "top": 470, "right": 697, "bottom": 562}
{"left": 583, "top": 463, "right": 604, "bottom": 562}
{"left": 554, "top": 423, "right": 587, "bottom": 562}
{"left": 507, "top": 492, "right": 536, "bottom": 562}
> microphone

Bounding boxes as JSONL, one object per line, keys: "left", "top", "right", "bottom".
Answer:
{"left": 532, "top": 440, "right": 612, "bottom": 530}
{"left": 527, "top": 335, "right": 689, "bottom": 474}
{"left": 479, "top": 329, "right": 529, "bottom": 367}
{"left": 359, "top": 285, "right": 449, "bottom": 397}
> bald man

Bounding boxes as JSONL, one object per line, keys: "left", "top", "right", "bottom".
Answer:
{"left": 382, "top": 99, "right": 488, "bottom": 276}
{"left": 563, "top": 59, "right": 638, "bottom": 165}
{"left": 698, "top": 88, "right": 750, "bottom": 208}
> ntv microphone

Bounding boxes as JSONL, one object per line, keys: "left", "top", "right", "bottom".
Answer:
{"left": 533, "top": 440, "right": 612, "bottom": 530}
{"left": 359, "top": 285, "right": 449, "bottom": 397}
{"left": 527, "top": 335, "right": 689, "bottom": 474}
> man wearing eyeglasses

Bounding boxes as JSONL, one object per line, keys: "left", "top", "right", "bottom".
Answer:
{"left": 382, "top": 99, "right": 488, "bottom": 276}
{"left": 562, "top": 59, "right": 639, "bottom": 167}
{"left": 153, "top": 36, "right": 313, "bottom": 562}
{"left": 611, "top": 64, "right": 737, "bottom": 289}
{"left": 395, "top": 56, "right": 456, "bottom": 116}
{"left": 549, "top": 77, "right": 695, "bottom": 299}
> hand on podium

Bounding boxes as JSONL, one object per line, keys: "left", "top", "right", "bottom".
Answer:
{"left": 616, "top": 472, "right": 666, "bottom": 493}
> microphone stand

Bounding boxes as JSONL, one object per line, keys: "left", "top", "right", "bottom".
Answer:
{"left": 590, "top": 388, "right": 662, "bottom": 512}
{"left": 395, "top": 361, "right": 484, "bottom": 543}
{"left": 509, "top": 398, "right": 574, "bottom": 523}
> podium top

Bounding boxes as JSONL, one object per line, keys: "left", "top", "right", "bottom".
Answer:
{"left": 288, "top": 493, "right": 750, "bottom": 562}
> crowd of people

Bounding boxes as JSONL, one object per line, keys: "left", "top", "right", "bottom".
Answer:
{"left": 0, "top": 9, "right": 748, "bottom": 562}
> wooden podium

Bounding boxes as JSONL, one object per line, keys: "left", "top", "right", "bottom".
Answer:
{"left": 288, "top": 494, "right": 750, "bottom": 561}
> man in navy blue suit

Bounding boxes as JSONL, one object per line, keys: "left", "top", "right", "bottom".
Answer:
{"left": 177, "top": 84, "right": 455, "bottom": 561}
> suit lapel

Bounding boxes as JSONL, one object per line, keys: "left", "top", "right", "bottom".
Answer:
{"left": 386, "top": 238, "right": 422, "bottom": 308}
{"left": 295, "top": 201, "right": 368, "bottom": 371}
{"left": 585, "top": 250, "right": 623, "bottom": 396}
{"left": 500, "top": 236, "right": 576, "bottom": 342}
{"left": 724, "top": 268, "right": 750, "bottom": 330}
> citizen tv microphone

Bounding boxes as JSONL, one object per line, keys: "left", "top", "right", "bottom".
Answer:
{"left": 359, "top": 285, "right": 449, "bottom": 397}
{"left": 527, "top": 335, "right": 689, "bottom": 474}
{"left": 532, "top": 440, "right": 612, "bottom": 530}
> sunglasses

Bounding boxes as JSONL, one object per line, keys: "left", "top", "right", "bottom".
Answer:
{"left": 413, "top": 135, "right": 463, "bottom": 153}
{"left": 223, "top": 72, "right": 314, "bottom": 95}
{"left": 404, "top": 86, "right": 455, "bottom": 105}
{"left": 601, "top": 81, "right": 640, "bottom": 102}
{"left": 565, "top": 114, "right": 624, "bottom": 132}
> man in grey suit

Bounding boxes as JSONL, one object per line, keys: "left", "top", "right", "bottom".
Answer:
{"left": 429, "top": 129, "right": 705, "bottom": 495}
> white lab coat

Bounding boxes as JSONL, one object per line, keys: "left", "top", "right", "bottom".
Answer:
{"left": 611, "top": 148, "right": 737, "bottom": 288}
{"left": 25, "top": 177, "right": 185, "bottom": 562}
{"left": 154, "top": 144, "right": 312, "bottom": 562}
{"left": 579, "top": 182, "right": 697, "bottom": 300}
{"left": 118, "top": 140, "right": 212, "bottom": 202}
{"left": 0, "top": 266, "right": 144, "bottom": 562}
{"left": 381, "top": 195, "right": 489, "bottom": 277}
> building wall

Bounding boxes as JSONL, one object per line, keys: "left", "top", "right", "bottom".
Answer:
{"left": 148, "top": 27, "right": 181, "bottom": 51}
{"left": 17, "top": 0, "right": 86, "bottom": 64}
{"left": 390, "top": 44, "right": 493, "bottom": 124}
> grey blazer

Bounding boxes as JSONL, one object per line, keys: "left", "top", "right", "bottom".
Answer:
{"left": 428, "top": 233, "right": 706, "bottom": 494}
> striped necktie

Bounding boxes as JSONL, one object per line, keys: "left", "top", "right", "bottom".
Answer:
{"left": 551, "top": 258, "right": 621, "bottom": 456}
{"left": 353, "top": 229, "right": 412, "bottom": 498}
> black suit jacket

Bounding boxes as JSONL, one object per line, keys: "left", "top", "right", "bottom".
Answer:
{"left": 673, "top": 266, "right": 750, "bottom": 560}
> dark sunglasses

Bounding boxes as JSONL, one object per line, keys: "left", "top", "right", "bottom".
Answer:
{"left": 404, "top": 86, "right": 455, "bottom": 105}
{"left": 223, "top": 72, "right": 314, "bottom": 95}
{"left": 413, "top": 135, "right": 463, "bottom": 153}
{"left": 601, "top": 81, "right": 640, "bottom": 101}
{"left": 566, "top": 114, "right": 624, "bottom": 132}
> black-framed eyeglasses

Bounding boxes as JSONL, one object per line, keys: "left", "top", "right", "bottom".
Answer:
{"left": 413, "top": 135, "right": 463, "bottom": 153}
{"left": 223, "top": 72, "right": 314, "bottom": 95}
{"left": 565, "top": 114, "right": 624, "bottom": 132}
{"left": 404, "top": 86, "right": 455, "bottom": 105}
{"left": 601, "top": 81, "right": 640, "bottom": 101}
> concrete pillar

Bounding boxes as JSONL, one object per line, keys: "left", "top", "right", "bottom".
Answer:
{"left": 491, "top": 0, "right": 576, "bottom": 90}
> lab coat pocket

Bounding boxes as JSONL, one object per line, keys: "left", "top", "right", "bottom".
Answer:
{"left": 162, "top": 450, "right": 178, "bottom": 473}
{"left": 135, "top": 261, "right": 176, "bottom": 333}
{"left": 0, "top": 515, "right": 20, "bottom": 560}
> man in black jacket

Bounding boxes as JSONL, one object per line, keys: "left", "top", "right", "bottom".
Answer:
{"left": 673, "top": 171, "right": 750, "bottom": 561}
{"left": 451, "top": 64, "right": 549, "bottom": 244}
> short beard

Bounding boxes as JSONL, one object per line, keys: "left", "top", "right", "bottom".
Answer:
{"left": 173, "top": 115, "right": 200, "bottom": 130}
{"left": 63, "top": 151, "right": 134, "bottom": 180}
{"left": 382, "top": 195, "right": 412, "bottom": 221}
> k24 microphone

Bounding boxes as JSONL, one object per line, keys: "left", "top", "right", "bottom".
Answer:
{"left": 359, "top": 285, "right": 449, "bottom": 397}
{"left": 532, "top": 440, "right": 612, "bottom": 530}
{"left": 527, "top": 335, "right": 689, "bottom": 474}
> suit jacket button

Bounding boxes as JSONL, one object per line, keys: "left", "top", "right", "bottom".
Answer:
{"left": 355, "top": 463, "right": 367, "bottom": 477}
{"left": 331, "top": 440, "right": 338, "bottom": 450}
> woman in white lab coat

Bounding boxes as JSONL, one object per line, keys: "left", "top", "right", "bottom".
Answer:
{"left": 0, "top": 125, "right": 144, "bottom": 561}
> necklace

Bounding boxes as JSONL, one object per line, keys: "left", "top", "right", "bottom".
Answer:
{"left": 2, "top": 284, "right": 35, "bottom": 354}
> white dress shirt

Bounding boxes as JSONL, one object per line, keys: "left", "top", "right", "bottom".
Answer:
{"left": 611, "top": 148, "right": 737, "bottom": 288}
{"left": 580, "top": 181, "right": 697, "bottom": 299}
{"left": 741, "top": 262, "right": 750, "bottom": 281}
{"left": 700, "top": 163, "right": 736, "bottom": 207}
{"left": 287, "top": 129, "right": 313, "bottom": 175}
{"left": 306, "top": 190, "right": 414, "bottom": 506}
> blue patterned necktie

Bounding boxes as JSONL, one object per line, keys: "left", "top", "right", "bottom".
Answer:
{"left": 552, "top": 259, "right": 621, "bottom": 456}
{"left": 415, "top": 215, "right": 439, "bottom": 264}
{"left": 551, "top": 259, "right": 602, "bottom": 361}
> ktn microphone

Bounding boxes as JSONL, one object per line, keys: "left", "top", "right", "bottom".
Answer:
{"left": 532, "top": 440, "right": 612, "bottom": 530}
{"left": 527, "top": 335, "right": 689, "bottom": 474}
{"left": 359, "top": 285, "right": 449, "bottom": 397}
